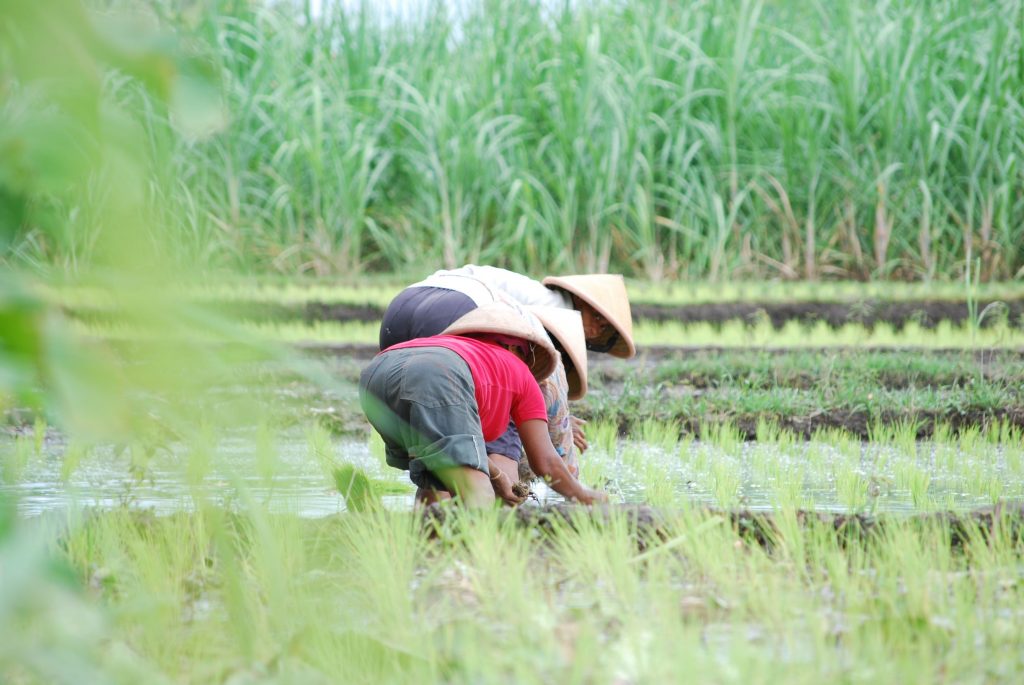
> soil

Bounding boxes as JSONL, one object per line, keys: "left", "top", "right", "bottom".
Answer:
{"left": 295, "top": 343, "right": 1024, "bottom": 440}
{"left": 86, "top": 298, "right": 1023, "bottom": 330}
{"left": 577, "top": 406, "right": 1024, "bottom": 442}
{"left": 422, "top": 501, "right": 1024, "bottom": 551}
{"left": 630, "top": 300, "right": 1024, "bottom": 329}
{"left": 300, "top": 342, "right": 1024, "bottom": 364}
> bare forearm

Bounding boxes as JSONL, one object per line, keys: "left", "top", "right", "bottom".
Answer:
{"left": 530, "top": 450, "right": 589, "bottom": 500}
{"left": 518, "top": 419, "right": 605, "bottom": 504}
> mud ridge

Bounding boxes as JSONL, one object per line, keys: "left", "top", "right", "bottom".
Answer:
{"left": 70, "top": 299, "right": 1024, "bottom": 330}
{"left": 632, "top": 300, "right": 1024, "bottom": 329}
{"left": 422, "top": 502, "right": 1024, "bottom": 551}
{"left": 601, "top": 408, "right": 1024, "bottom": 442}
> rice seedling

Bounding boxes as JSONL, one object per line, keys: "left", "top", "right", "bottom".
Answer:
{"left": 958, "top": 426, "right": 984, "bottom": 455}
{"left": 11, "top": 485, "right": 1024, "bottom": 683}
{"left": 32, "top": 416, "right": 47, "bottom": 455}
{"left": 748, "top": 442, "right": 778, "bottom": 483}
{"left": 639, "top": 460, "right": 679, "bottom": 508}
{"left": 638, "top": 418, "right": 679, "bottom": 453}
{"left": 1004, "top": 440, "right": 1024, "bottom": 476}
{"left": 754, "top": 417, "right": 781, "bottom": 444}
{"left": 1, "top": 436, "right": 33, "bottom": 485}
{"left": 768, "top": 464, "right": 807, "bottom": 511}
{"left": 306, "top": 420, "right": 335, "bottom": 466}
{"left": 59, "top": 440, "right": 88, "bottom": 483}
{"left": 254, "top": 423, "right": 279, "bottom": 489}
{"left": 836, "top": 467, "right": 869, "bottom": 512}
{"left": 180, "top": 422, "right": 216, "bottom": 490}
{"left": 985, "top": 476, "right": 1004, "bottom": 505}
{"left": 893, "top": 459, "right": 933, "bottom": 510}
{"left": 73, "top": 312, "right": 1024, "bottom": 351}
{"left": 890, "top": 420, "right": 923, "bottom": 460}
{"left": 637, "top": 320, "right": 1024, "bottom": 349}
{"left": 709, "top": 459, "right": 743, "bottom": 509}
{"left": 702, "top": 421, "right": 743, "bottom": 455}
{"left": 578, "top": 445, "right": 614, "bottom": 494}
{"left": 587, "top": 419, "right": 621, "bottom": 457}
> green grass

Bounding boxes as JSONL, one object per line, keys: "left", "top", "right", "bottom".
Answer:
{"left": 69, "top": 315, "right": 1024, "bottom": 350}
{"left": 8, "top": 0, "right": 1024, "bottom": 281}
{"left": 5, "top": 502, "right": 1018, "bottom": 683}
{"left": 43, "top": 279, "right": 1024, "bottom": 312}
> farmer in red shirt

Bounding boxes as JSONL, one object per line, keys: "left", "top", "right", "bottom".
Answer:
{"left": 359, "top": 304, "right": 607, "bottom": 507}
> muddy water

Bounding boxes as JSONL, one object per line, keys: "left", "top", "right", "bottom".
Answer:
{"left": 2, "top": 433, "right": 1021, "bottom": 516}
{"left": 0, "top": 432, "right": 413, "bottom": 517}
{"left": 606, "top": 440, "right": 1024, "bottom": 512}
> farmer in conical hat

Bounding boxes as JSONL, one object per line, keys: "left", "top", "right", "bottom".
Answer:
{"left": 379, "top": 265, "right": 634, "bottom": 480}
{"left": 360, "top": 303, "right": 607, "bottom": 507}
{"left": 378, "top": 271, "right": 591, "bottom": 494}
{"left": 381, "top": 266, "right": 635, "bottom": 360}
{"left": 540, "top": 273, "right": 635, "bottom": 359}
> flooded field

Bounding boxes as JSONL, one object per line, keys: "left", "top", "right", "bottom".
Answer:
{"left": 6, "top": 425, "right": 1022, "bottom": 518}
{"left": 5, "top": 302, "right": 1024, "bottom": 684}
{"left": 4, "top": 344, "right": 1024, "bottom": 684}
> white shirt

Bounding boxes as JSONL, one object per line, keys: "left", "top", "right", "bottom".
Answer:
{"left": 410, "top": 265, "right": 572, "bottom": 309}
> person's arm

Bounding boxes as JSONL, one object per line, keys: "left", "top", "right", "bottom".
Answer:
{"left": 538, "top": 370, "right": 578, "bottom": 475}
{"left": 517, "top": 419, "right": 607, "bottom": 505}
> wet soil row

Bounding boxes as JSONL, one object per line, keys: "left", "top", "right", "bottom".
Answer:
{"left": 631, "top": 300, "right": 1024, "bottom": 329}
{"left": 293, "top": 299, "right": 1024, "bottom": 328}
{"left": 71, "top": 299, "right": 1024, "bottom": 330}
{"left": 598, "top": 407, "right": 1024, "bottom": 442}
{"left": 291, "top": 343, "right": 1024, "bottom": 440}
{"left": 298, "top": 342, "right": 1024, "bottom": 363}
{"left": 423, "top": 502, "right": 1024, "bottom": 551}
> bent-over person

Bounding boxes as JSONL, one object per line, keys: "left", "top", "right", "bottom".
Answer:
{"left": 359, "top": 304, "right": 607, "bottom": 508}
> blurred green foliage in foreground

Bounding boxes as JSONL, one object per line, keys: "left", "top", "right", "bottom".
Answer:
{"left": 1, "top": 0, "right": 228, "bottom": 434}
{"left": 0, "top": 2, "right": 302, "bottom": 680}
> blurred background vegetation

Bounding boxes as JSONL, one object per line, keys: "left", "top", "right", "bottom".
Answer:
{"left": 3, "top": 0, "right": 1024, "bottom": 282}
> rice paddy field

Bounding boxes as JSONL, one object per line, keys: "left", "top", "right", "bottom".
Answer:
{"left": 5, "top": 281, "right": 1024, "bottom": 683}
{"left": 4, "top": 0, "right": 1024, "bottom": 683}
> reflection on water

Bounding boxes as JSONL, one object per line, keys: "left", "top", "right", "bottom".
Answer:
{"left": 607, "top": 439, "right": 1022, "bottom": 513}
{"left": 2, "top": 432, "right": 1020, "bottom": 517}
{"left": 1, "top": 433, "right": 409, "bottom": 518}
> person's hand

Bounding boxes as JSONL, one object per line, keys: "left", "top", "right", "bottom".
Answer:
{"left": 570, "top": 416, "right": 588, "bottom": 453}
{"left": 489, "top": 469, "right": 526, "bottom": 506}
{"left": 572, "top": 486, "right": 608, "bottom": 506}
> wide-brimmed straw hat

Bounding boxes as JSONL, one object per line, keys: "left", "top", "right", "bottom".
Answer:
{"left": 441, "top": 303, "right": 558, "bottom": 381}
{"left": 541, "top": 274, "right": 636, "bottom": 358}
{"left": 528, "top": 306, "right": 588, "bottom": 400}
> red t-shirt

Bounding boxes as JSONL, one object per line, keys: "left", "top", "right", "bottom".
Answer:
{"left": 383, "top": 335, "right": 548, "bottom": 441}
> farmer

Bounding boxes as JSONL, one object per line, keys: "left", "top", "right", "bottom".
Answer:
{"left": 380, "top": 266, "right": 635, "bottom": 359}
{"left": 378, "top": 265, "right": 634, "bottom": 484}
{"left": 359, "top": 304, "right": 608, "bottom": 508}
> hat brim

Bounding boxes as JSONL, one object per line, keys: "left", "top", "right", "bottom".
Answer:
{"left": 440, "top": 305, "right": 558, "bottom": 381}
{"left": 542, "top": 274, "right": 636, "bottom": 358}
{"left": 528, "top": 306, "right": 588, "bottom": 400}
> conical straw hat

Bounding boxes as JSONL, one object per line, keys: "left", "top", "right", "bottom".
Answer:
{"left": 528, "top": 306, "right": 588, "bottom": 399}
{"left": 541, "top": 274, "right": 635, "bottom": 358}
{"left": 441, "top": 303, "right": 557, "bottom": 381}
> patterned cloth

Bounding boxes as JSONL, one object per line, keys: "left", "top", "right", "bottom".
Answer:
{"left": 539, "top": 363, "right": 578, "bottom": 476}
